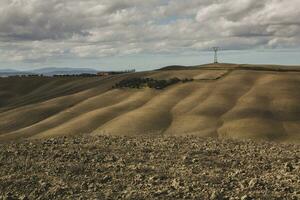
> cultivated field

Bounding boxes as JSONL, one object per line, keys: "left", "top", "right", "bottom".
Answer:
{"left": 0, "top": 136, "right": 299, "bottom": 199}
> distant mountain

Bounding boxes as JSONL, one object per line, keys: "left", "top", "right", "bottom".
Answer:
{"left": 29, "top": 67, "right": 98, "bottom": 75}
{"left": 0, "top": 69, "right": 19, "bottom": 73}
{"left": 0, "top": 67, "right": 99, "bottom": 77}
{"left": 0, "top": 71, "right": 36, "bottom": 77}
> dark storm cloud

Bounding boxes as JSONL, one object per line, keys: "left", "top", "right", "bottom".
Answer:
{"left": 0, "top": 0, "right": 299, "bottom": 62}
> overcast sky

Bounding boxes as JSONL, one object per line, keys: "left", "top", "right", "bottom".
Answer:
{"left": 0, "top": 0, "right": 300, "bottom": 71}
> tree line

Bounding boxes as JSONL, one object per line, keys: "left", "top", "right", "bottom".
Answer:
{"left": 113, "top": 77, "right": 193, "bottom": 90}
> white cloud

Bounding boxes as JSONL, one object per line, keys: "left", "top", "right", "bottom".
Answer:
{"left": 0, "top": 0, "right": 299, "bottom": 63}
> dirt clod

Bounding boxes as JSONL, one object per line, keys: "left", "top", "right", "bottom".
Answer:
{"left": 0, "top": 136, "right": 299, "bottom": 200}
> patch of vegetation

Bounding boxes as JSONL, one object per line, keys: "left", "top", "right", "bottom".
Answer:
{"left": 113, "top": 77, "right": 193, "bottom": 89}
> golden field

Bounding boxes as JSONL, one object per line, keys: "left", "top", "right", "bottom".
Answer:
{"left": 1, "top": 63, "right": 300, "bottom": 143}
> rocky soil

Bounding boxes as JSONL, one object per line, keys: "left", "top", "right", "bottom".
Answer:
{"left": 0, "top": 136, "right": 299, "bottom": 200}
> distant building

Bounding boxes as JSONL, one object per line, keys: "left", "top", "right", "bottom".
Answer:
{"left": 97, "top": 72, "right": 110, "bottom": 76}
{"left": 97, "top": 70, "right": 135, "bottom": 76}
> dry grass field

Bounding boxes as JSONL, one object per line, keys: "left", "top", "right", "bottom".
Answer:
{"left": 0, "top": 63, "right": 300, "bottom": 143}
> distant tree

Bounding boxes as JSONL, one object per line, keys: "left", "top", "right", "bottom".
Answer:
{"left": 113, "top": 77, "right": 187, "bottom": 90}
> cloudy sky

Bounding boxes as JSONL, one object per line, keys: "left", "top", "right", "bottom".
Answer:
{"left": 0, "top": 0, "right": 300, "bottom": 71}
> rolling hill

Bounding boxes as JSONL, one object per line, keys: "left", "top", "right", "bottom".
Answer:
{"left": 0, "top": 63, "right": 300, "bottom": 143}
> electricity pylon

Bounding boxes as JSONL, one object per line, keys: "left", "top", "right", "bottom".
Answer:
{"left": 212, "top": 47, "right": 220, "bottom": 63}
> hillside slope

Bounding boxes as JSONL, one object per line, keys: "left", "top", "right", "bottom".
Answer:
{"left": 0, "top": 64, "right": 300, "bottom": 143}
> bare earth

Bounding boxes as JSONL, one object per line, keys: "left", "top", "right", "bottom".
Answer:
{"left": 1, "top": 64, "right": 300, "bottom": 143}
{"left": 0, "top": 136, "right": 299, "bottom": 200}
